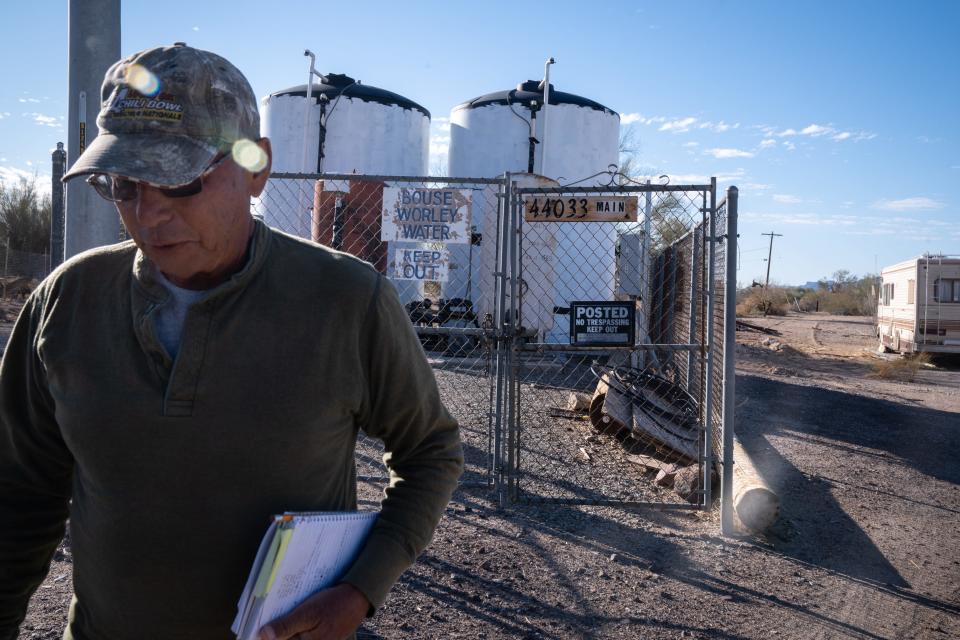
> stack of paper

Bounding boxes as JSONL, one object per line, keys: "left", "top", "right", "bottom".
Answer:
{"left": 232, "top": 511, "right": 378, "bottom": 640}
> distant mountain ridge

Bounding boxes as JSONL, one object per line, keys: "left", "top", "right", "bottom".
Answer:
{"left": 797, "top": 280, "right": 833, "bottom": 290}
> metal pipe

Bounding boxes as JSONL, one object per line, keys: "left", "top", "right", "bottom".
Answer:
{"left": 637, "top": 181, "right": 654, "bottom": 370}
{"left": 518, "top": 343, "right": 700, "bottom": 352}
{"left": 686, "top": 218, "right": 701, "bottom": 391}
{"left": 513, "top": 184, "right": 715, "bottom": 194}
{"left": 527, "top": 103, "right": 539, "bottom": 174}
{"left": 702, "top": 177, "right": 717, "bottom": 510}
{"left": 721, "top": 186, "right": 739, "bottom": 535}
{"left": 507, "top": 177, "right": 520, "bottom": 502}
{"left": 494, "top": 173, "right": 511, "bottom": 505}
{"left": 271, "top": 172, "right": 505, "bottom": 184}
{"left": 537, "top": 57, "right": 555, "bottom": 175}
{"left": 302, "top": 50, "right": 318, "bottom": 173}
{"left": 270, "top": 175, "right": 712, "bottom": 189}
{"left": 50, "top": 143, "right": 67, "bottom": 268}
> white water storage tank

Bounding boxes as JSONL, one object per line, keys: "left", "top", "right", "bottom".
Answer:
{"left": 447, "top": 80, "right": 620, "bottom": 342}
{"left": 257, "top": 73, "right": 430, "bottom": 237}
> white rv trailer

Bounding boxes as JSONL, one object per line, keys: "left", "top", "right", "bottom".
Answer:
{"left": 877, "top": 255, "right": 960, "bottom": 354}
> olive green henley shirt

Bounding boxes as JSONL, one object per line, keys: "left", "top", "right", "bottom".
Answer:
{"left": 0, "top": 220, "right": 463, "bottom": 639}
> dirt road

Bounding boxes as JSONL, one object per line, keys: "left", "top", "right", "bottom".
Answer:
{"left": 11, "top": 310, "right": 960, "bottom": 639}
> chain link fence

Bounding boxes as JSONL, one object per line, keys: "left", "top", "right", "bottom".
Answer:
{"left": 253, "top": 173, "right": 507, "bottom": 489}
{"left": 1, "top": 246, "right": 50, "bottom": 292}
{"left": 251, "top": 173, "right": 737, "bottom": 515}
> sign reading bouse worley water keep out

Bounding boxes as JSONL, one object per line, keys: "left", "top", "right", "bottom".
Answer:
{"left": 569, "top": 301, "right": 635, "bottom": 346}
{"left": 391, "top": 246, "right": 450, "bottom": 282}
{"left": 381, "top": 188, "right": 472, "bottom": 244}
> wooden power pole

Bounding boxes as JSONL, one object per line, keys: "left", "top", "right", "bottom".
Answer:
{"left": 761, "top": 231, "right": 783, "bottom": 288}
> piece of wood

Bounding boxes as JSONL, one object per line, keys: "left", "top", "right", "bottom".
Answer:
{"left": 625, "top": 454, "right": 661, "bottom": 471}
{"left": 654, "top": 464, "right": 680, "bottom": 487}
{"left": 589, "top": 375, "right": 629, "bottom": 437}
{"left": 731, "top": 437, "right": 780, "bottom": 532}
{"left": 548, "top": 407, "right": 587, "bottom": 421}
{"left": 589, "top": 375, "right": 609, "bottom": 430}
{"left": 566, "top": 392, "right": 592, "bottom": 413}
{"left": 736, "top": 319, "right": 781, "bottom": 336}
{"left": 524, "top": 195, "right": 638, "bottom": 223}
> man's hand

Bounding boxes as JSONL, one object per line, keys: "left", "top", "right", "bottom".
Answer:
{"left": 258, "top": 582, "right": 370, "bottom": 640}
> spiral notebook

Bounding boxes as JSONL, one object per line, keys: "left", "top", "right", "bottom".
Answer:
{"left": 231, "top": 511, "right": 378, "bottom": 640}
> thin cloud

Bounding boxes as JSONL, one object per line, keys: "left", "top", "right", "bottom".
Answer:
{"left": 0, "top": 165, "right": 40, "bottom": 186}
{"left": 620, "top": 113, "right": 737, "bottom": 134}
{"left": 682, "top": 141, "right": 699, "bottom": 148}
{"left": 620, "top": 113, "right": 665, "bottom": 126}
{"left": 25, "top": 112, "right": 60, "bottom": 127}
{"left": 801, "top": 124, "right": 832, "bottom": 136}
{"left": 741, "top": 211, "right": 860, "bottom": 226}
{"left": 770, "top": 123, "right": 874, "bottom": 142}
{"left": 659, "top": 117, "right": 697, "bottom": 133}
{"left": 637, "top": 168, "right": 747, "bottom": 185}
{"left": 872, "top": 197, "right": 944, "bottom": 211}
{"left": 759, "top": 139, "right": 776, "bottom": 148}
{"left": 773, "top": 194, "right": 802, "bottom": 204}
{"left": 698, "top": 120, "right": 739, "bottom": 133}
{"left": 18, "top": 98, "right": 41, "bottom": 104}
{"left": 783, "top": 141, "right": 796, "bottom": 151}
{"left": 704, "top": 147, "right": 754, "bottom": 159}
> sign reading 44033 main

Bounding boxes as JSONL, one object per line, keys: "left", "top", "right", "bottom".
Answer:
{"left": 524, "top": 196, "right": 638, "bottom": 222}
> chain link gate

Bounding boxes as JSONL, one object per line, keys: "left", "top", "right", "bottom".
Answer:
{"left": 499, "top": 175, "right": 729, "bottom": 508}
{"left": 253, "top": 172, "right": 508, "bottom": 489}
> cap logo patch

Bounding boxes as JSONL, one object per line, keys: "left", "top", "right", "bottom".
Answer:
{"left": 107, "top": 88, "right": 184, "bottom": 122}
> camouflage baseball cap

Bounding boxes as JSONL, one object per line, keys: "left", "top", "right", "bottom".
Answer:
{"left": 63, "top": 43, "right": 260, "bottom": 187}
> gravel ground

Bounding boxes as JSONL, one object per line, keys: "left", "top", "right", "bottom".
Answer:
{"left": 10, "top": 308, "right": 960, "bottom": 639}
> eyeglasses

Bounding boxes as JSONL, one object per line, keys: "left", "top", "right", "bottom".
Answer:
{"left": 86, "top": 153, "right": 230, "bottom": 203}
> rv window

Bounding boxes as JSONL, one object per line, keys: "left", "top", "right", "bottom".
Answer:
{"left": 908, "top": 280, "right": 915, "bottom": 304}
{"left": 934, "top": 278, "right": 960, "bottom": 303}
{"left": 882, "top": 283, "right": 894, "bottom": 306}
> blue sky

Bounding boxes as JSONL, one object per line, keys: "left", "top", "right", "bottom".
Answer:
{"left": 2, "top": 0, "right": 957, "bottom": 285}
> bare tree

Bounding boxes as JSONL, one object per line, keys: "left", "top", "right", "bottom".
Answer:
{"left": 0, "top": 177, "right": 51, "bottom": 253}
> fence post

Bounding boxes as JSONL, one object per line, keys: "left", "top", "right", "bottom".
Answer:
{"left": 702, "top": 178, "right": 717, "bottom": 509}
{"left": 686, "top": 217, "right": 700, "bottom": 392}
{"left": 51, "top": 142, "right": 67, "bottom": 269}
{"left": 721, "top": 186, "right": 739, "bottom": 535}
{"left": 494, "top": 173, "right": 511, "bottom": 507}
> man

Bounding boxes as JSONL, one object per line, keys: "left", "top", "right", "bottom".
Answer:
{"left": 0, "top": 43, "right": 463, "bottom": 640}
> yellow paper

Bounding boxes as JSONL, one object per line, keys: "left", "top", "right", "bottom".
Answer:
{"left": 265, "top": 527, "right": 294, "bottom": 593}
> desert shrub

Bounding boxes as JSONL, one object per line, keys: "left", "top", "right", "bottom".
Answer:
{"left": 736, "top": 287, "right": 788, "bottom": 316}
{"left": 870, "top": 352, "right": 931, "bottom": 382}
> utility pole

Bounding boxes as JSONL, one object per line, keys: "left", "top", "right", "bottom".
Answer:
{"left": 65, "top": 0, "right": 121, "bottom": 258}
{"left": 761, "top": 231, "right": 783, "bottom": 288}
